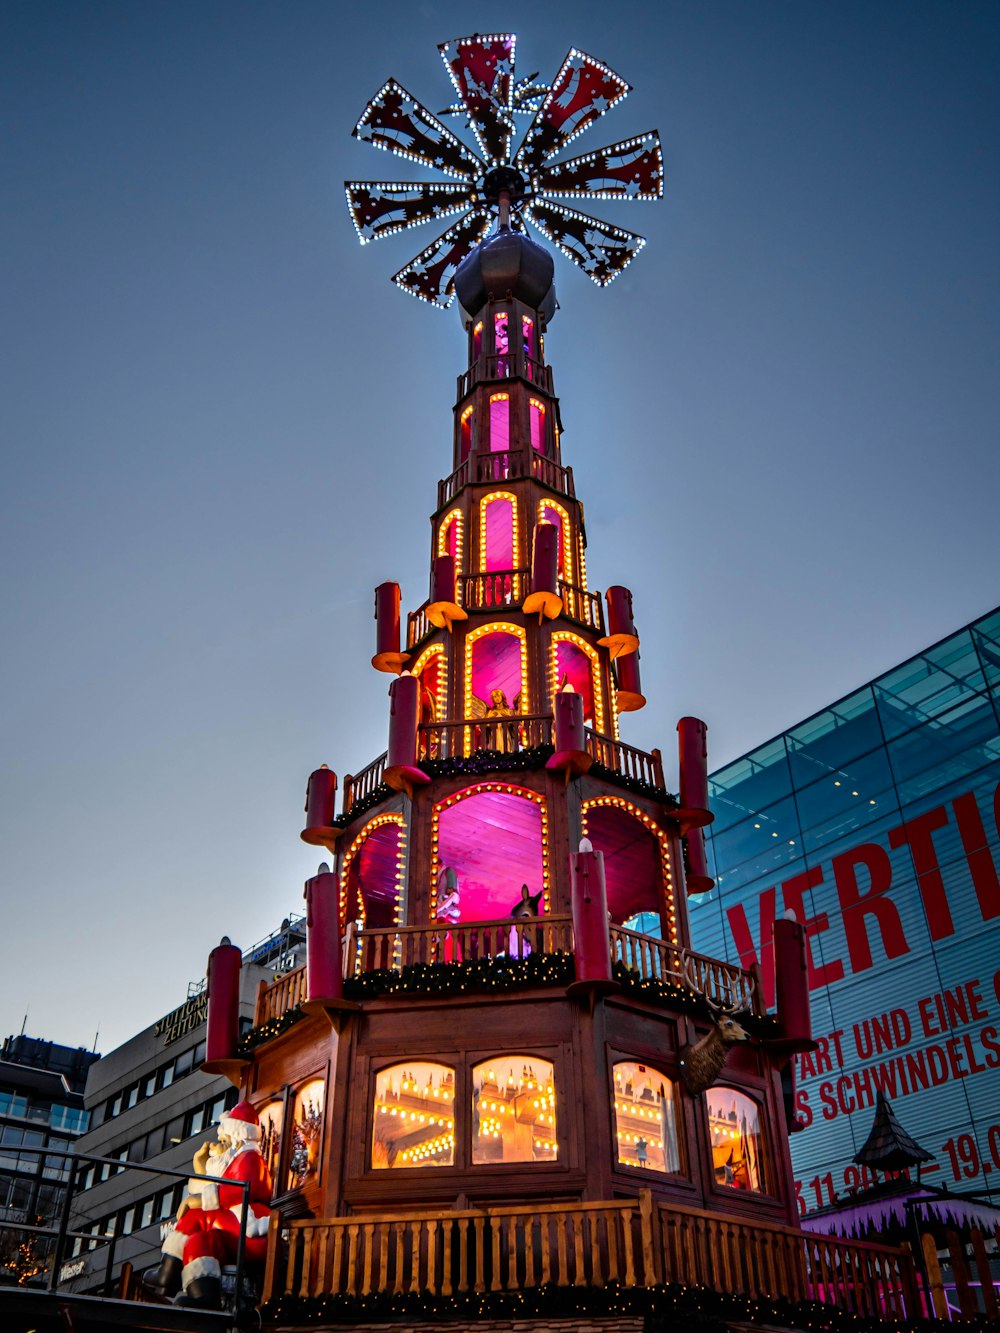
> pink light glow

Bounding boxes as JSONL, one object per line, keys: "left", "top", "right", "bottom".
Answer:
{"left": 470, "top": 628, "right": 522, "bottom": 708}
{"left": 489, "top": 394, "right": 509, "bottom": 453}
{"left": 529, "top": 399, "right": 545, "bottom": 453}
{"left": 586, "top": 804, "right": 664, "bottom": 924}
{"left": 483, "top": 496, "right": 513, "bottom": 570}
{"left": 555, "top": 639, "right": 594, "bottom": 723}
{"left": 540, "top": 503, "right": 565, "bottom": 573}
{"left": 437, "top": 789, "right": 544, "bottom": 922}
{"left": 344, "top": 822, "right": 403, "bottom": 929}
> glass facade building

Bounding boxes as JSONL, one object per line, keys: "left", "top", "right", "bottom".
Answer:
{"left": 690, "top": 607, "right": 1000, "bottom": 1215}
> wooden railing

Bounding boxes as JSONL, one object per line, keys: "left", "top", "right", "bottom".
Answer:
{"left": 459, "top": 568, "right": 529, "bottom": 610}
{"left": 560, "top": 580, "right": 604, "bottom": 632}
{"left": 345, "top": 914, "right": 574, "bottom": 975}
{"left": 609, "top": 926, "right": 759, "bottom": 1013}
{"left": 419, "top": 713, "right": 553, "bottom": 760}
{"left": 254, "top": 964, "right": 307, "bottom": 1026}
{"left": 342, "top": 753, "right": 387, "bottom": 816}
{"left": 406, "top": 602, "right": 432, "bottom": 649}
{"left": 263, "top": 1189, "right": 919, "bottom": 1320}
{"left": 456, "top": 353, "right": 554, "bottom": 399}
{"left": 437, "top": 451, "right": 575, "bottom": 508}
{"left": 584, "top": 730, "right": 663, "bottom": 788}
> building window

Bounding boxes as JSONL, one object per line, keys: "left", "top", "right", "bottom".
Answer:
{"left": 259, "top": 1098, "right": 283, "bottom": 1186}
{"left": 529, "top": 399, "right": 545, "bottom": 453}
{"left": 472, "top": 1057, "right": 557, "bottom": 1164}
{"left": 286, "top": 1078, "right": 325, "bottom": 1193}
{"left": 706, "top": 1086, "right": 766, "bottom": 1193}
{"left": 522, "top": 315, "right": 535, "bottom": 365}
{"left": 460, "top": 405, "right": 473, "bottom": 461}
{"left": 473, "top": 321, "right": 482, "bottom": 360}
{"left": 371, "top": 1063, "right": 455, "bottom": 1170}
{"left": 612, "top": 1062, "right": 680, "bottom": 1174}
{"left": 489, "top": 393, "right": 510, "bottom": 454}
{"left": 494, "top": 312, "right": 509, "bottom": 375}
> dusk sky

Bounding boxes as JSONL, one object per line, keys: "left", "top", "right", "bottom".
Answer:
{"left": 3, "top": 1, "right": 998, "bottom": 1056}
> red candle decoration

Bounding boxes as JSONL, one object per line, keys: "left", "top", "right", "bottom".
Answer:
{"left": 773, "top": 914, "right": 814, "bottom": 1051}
{"left": 683, "top": 826, "right": 714, "bottom": 895}
{"left": 202, "top": 937, "right": 248, "bottom": 1080}
{"left": 385, "top": 672, "right": 430, "bottom": 797}
{"left": 426, "top": 555, "right": 468, "bottom": 632}
{"left": 672, "top": 716, "right": 714, "bottom": 831}
{"left": 614, "top": 646, "right": 646, "bottom": 712}
{"left": 372, "top": 581, "right": 409, "bottom": 673}
{"left": 545, "top": 685, "right": 592, "bottom": 779}
{"left": 302, "top": 863, "right": 344, "bottom": 1012}
{"left": 301, "top": 764, "right": 340, "bottom": 850}
{"left": 599, "top": 585, "right": 639, "bottom": 658}
{"left": 523, "top": 521, "right": 563, "bottom": 621}
{"left": 568, "top": 838, "right": 617, "bottom": 993}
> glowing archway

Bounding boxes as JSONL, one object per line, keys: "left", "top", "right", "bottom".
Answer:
{"left": 479, "top": 491, "right": 519, "bottom": 573}
{"left": 538, "top": 499, "right": 573, "bottom": 582}
{"left": 580, "top": 796, "right": 676, "bottom": 943}
{"left": 550, "top": 630, "right": 605, "bottom": 733}
{"left": 412, "top": 642, "right": 447, "bottom": 723}
{"left": 465, "top": 621, "right": 528, "bottom": 722}
{"left": 437, "top": 508, "right": 464, "bottom": 574}
{"left": 340, "top": 813, "right": 407, "bottom": 930}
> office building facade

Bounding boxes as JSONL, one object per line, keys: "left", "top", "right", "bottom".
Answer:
{"left": 691, "top": 606, "right": 1000, "bottom": 1214}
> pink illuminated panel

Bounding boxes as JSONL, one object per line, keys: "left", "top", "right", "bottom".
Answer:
{"left": 437, "top": 788, "right": 544, "bottom": 922}
{"left": 483, "top": 496, "right": 514, "bottom": 570}
{"left": 470, "top": 628, "right": 522, "bottom": 711}
{"left": 489, "top": 393, "right": 509, "bottom": 453}
{"left": 585, "top": 804, "right": 664, "bottom": 923}
{"left": 540, "top": 503, "right": 566, "bottom": 575}
{"left": 555, "top": 639, "right": 594, "bottom": 723}
{"left": 460, "top": 407, "right": 473, "bottom": 461}
{"left": 529, "top": 398, "right": 546, "bottom": 453}
{"left": 343, "top": 822, "right": 403, "bottom": 929}
{"left": 521, "top": 316, "right": 535, "bottom": 361}
{"left": 473, "top": 321, "right": 483, "bottom": 360}
{"left": 494, "top": 311, "right": 509, "bottom": 375}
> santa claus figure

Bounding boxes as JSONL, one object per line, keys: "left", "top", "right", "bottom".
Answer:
{"left": 143, "top": 1099, "right": 273, "bottom": 1309}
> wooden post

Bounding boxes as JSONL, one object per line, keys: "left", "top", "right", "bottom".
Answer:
{"left": 261, "top": 1211, "right": 282, "bottom": 1303}
{"left": 947, "top": 1227, "right": 977, "bottom": 1318}
{"left": 921, "top": 1231, "right": 948, "bottom": 1319}
{"left": 971, "top": 1228, "right": 998, "bottom": 1319}
{"left": 638, "top": 1187, "right": 660, "bottom": 1286}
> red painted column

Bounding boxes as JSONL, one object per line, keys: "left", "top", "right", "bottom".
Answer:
{"left": 569, "top": 839, "right": 616, "bottom": 992}
{"left": 202, "top": 937, "right": 245, "bottom": 1076}
{"left": 372, "top": 581, "right": 408, "bottom": 672}
{"left": 301, "top": 765, "right": 338, "bottom": 848}
{"left": 385, "top": 672, "right": 430, "bottom": 795}
{"left": 774, "top": 914, "right": 812, "bottom": 1047}
{"left": 523, "top": 521, "right": 562, "bottom": 620}
{"left": 601, "top": 585, "right": 640, "bottom": 657}
{"left": 683, "top": 826, "right": 714, "bottom": 895}
{"left": 304, "top": 864, "right": 343, "bottom": 1008}
{"left": 615, "top": 648, "right": 646, "bottom": 711}
{"left": 546, "top": 687, "right": 592, "bottom": 778}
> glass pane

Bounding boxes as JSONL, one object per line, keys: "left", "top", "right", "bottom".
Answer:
{"left": 785, "top": 688, "right": 882, "bottom": 787}
{"left": 612, "top": 1062, "right": 679, "bottom": 1173}
{"left": 286, "top": 1078, "right": 325, "bottom": 1193}
{"left": 372, "top": 1063, "right": 455, "bottom": 1170}
{"left": 489, "top": 394, "right": 510, "bottom": 453}
{"left": 472, "top": 1056, "right": 556, "bottom": 1164}
{"left": 709, "top": 738, "right": 792, "bottom": 835}
{"left": 258, "top": 1098, "right": 283, "bottom": 1187}
{"left": 706, "top": 1086, "right": 766, "bottom": 1193}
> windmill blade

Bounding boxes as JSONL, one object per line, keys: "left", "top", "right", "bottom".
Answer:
{"left": 534, "top": 131, "right": 662, "bottom": 202}
{"left": 354, "top": 79, "right": 483, "bottom": 180}
{"left": 515, "top": 49, "right": 631, "bottom": 179}
{"left": 346, "top": 181, "right": 477, "bottom": 244}
{"left": 438, "top": 33, "right": 516, "bottom": 166}
{"left": 525, "top": 200, "right": 646, "bottom": 286}
{"left": 392, "top": 209, "right": 492, "bottom": 307}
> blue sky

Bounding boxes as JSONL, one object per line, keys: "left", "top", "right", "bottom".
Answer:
{"left": 2, "top": 1, "right": 998, "bottom": 1053}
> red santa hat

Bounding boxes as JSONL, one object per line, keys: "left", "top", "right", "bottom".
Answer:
{"left": 220, "top": 1099, "right": 261, "bottom": 1142}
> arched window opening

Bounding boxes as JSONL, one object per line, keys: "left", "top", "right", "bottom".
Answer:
{"left": 433, "top": 784, "right": 547, "bottom": 925}
{"left": 480, "top": 493, "right": 516, "bottom": 574}
{"left": 706, "top": 1087, "right": 766, "bottom": 1193}
{"left": 467, "top": 624, "right": 527, "bottom": 729}
{"left": 437, "top": 509, "right": 463, "bottom": 569}
{"left": 340, "top": 816, "right": 406, "bottom": 930}
{"left": 539, "top": 500, "right": 572, "bottom": 580}
{"left": 581, "top": 800, "right": 673, "bottom": 934}
{"left": 494, "top": 311, "right": 509, "bottom": 376}
{"left": 372, "top": 1063, "right": 455, "bottom": 1170}
{"left": 473, "top": 1056, "right": 556, "bottom": 1163}
{"left": 473, "top": 321, "right": 483, "bottom": 360}
{"left": 286, "top": 1078, "right": 325, "bottom": 1193}
{"left": 529, "top": 399, "right": 546, "bottom": 453}
{"left": 258, "top": 1099, "right": 283, "bottom": 1187}
{"left": 521, "top": 315, "right": 535, "bottom": 366}
{"left": 489, "top": 393, "right": 510, "bottom": 454}
{"left": 612, "top": 1062, "right": 679, "bottom": 1174}
{"left": 460, "top": 406, "right": 473, "bottom": 462}
{"left": 552, "top": 635, "right": 600, "bottom": 729}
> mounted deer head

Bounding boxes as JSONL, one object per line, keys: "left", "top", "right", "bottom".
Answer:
{"left": 679, "top": 1001, "right": 750, "bottom": 1096}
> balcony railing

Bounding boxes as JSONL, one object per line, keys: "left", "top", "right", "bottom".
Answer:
{"left": 263, "top": 1189, "right": 920, "bottom": 1319}
{"left": 585, "top": 729, "right": 663, "bottom": 788}
{"left": 419, "top": 713, "right": 553, "bottom": 760}
{"left": 459, "top": 568, "right": 528, "bottom": 609}
{"left": 560, "top": 580, "right": 604, "bottom": 632}
{"left": 342, "top": 752, "right": 387, "bottom": 816}
{"left": 346, "top": 914, "right": 574, "bottom": 975}
{"left": 254, "top": 922, "right": 756, "bottom": 1028}
{"left": 456, "top": 352, "right": 554, "bottom": 399}
{"left": 609, "top": 926, "right": 759, "bottom": 1014}
{"left": 437, "top": 450, "right": 575, "bottom": 509}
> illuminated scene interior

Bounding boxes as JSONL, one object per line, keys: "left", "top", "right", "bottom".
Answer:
{"left": 472, "top": 1056, "right": 556, "bottom": 1163}
{"left": 434, "top": 788, "right": 544, "bottom": 922}
{"left": 612, "top": 1061, "right": 679, "bottom": 1173}
{"left": 372, "top": 1063, "right": 455, "bottom": 1169}
{"left": 706, "top": 1085, "right": 765, "bottom": 1193}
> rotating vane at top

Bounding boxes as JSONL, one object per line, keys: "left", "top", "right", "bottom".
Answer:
{"left": 346, "top": 33, "right": 663, "bottom": 307}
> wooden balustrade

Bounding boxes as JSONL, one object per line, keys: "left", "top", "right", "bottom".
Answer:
{"left": 406, "top": 602, "right": 432, "bottom": 649}
{"left": 584, "top": 729, "right": 663, "bottom": 788}
{"left": 531, "top": 454, "right": 575, "bottom": 496}
{"left": 263, "top": 1190, "right": 919, "bottom": 1319}
{"left": 419, "top": 713, "right": 553, "bottom": 760}
{"left": 560, "top": 580, "right": 604, "bottom": 631}
{"left": 456, "top": 355, "right": 554, "bottom": 399}
{"left": 254, "top": 964, "right": 308, "bottom": 1026}
{"left": 345, "top": 914, "right": 574, "bottom": 976}
{"left": 609, "top": 927, "right": 758, "bottom": 1013}
{"left": 459, "top": 568, "right": 529, "bottom": 610}
{"left": 343, "top": 753, "right": 387, "bottom": 815}
{"left": 437, "top": 449, "right": 574, "bottom": 509}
